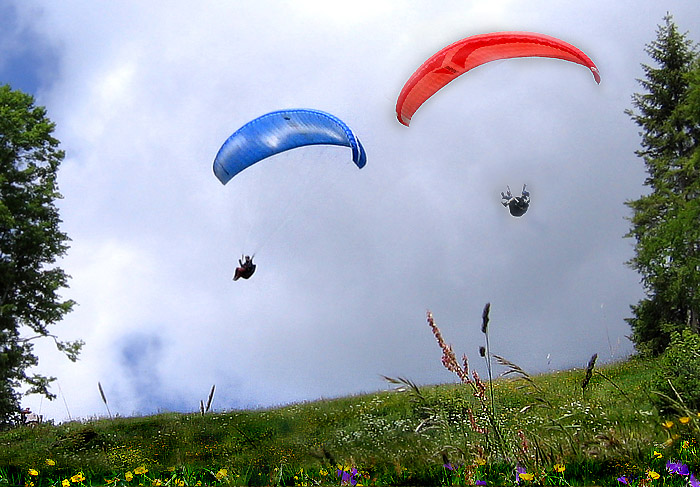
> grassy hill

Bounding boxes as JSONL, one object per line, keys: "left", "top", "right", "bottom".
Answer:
{"left": 1, "top": 355, "right": 698, "bottom": 486}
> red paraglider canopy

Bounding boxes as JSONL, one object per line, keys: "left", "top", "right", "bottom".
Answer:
{"left": 396, "top": 31, "right": 601, "bottom": 126}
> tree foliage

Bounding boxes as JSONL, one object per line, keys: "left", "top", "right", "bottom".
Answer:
{"left": 625, "top": 15, "right": 700, "bottom": 356}
{"left": 0, "top": 84, "right": 82, "bottom": 429}
{"left": 652, "top": 329, "right": 700, "bottom": 415}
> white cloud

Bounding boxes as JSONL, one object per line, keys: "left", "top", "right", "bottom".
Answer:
{"left": 7, "top": 0, "right": 699, "bottom": 422}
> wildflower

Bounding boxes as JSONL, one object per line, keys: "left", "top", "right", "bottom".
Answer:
{"left": 648, "top": 470, "right": 660, "bottom": 480}
{"left": 70, "top": 472, "right": 85, "bottom": 483}
{"left": 666, "top": 461, "right": 690, "bottom": 476}
{"left": 152, "top": 480, "right": 162, "bottom": 486}
{"left": 680, "top": 416, "right": 691, "bottom": 424}
{"left": 175, "top": 480, "right": 185, "bottom": 487}
{"left": 443, "top": 463, "right": 455, "bottom": 471}
{"left": 215, "top": 468, "right": 227, "bottom": 480}
{"left": 62, "top": 480, "right": 70, "bottom": 487}
{"left": 682, "top": 440, "right": 690, "bottom": 449}
{"left": 653, "top": 450, "right": 663, "bottom": 459}
{"left": 617, "top": 477, "right": 629, "bottom": 485}
{"left": 475, "top": 481, "right": 487, "bottom": 486}
{"left": 691, "top": 474, "right": 700, "bottom": 487}
{"left": 337, "top": 467, "right": 359, "bottom": 486}
{"left": 134, "top": 466, "right": 148, "bottom": 475}
{"left": 662, "top": 420, "right": 674, "bottom": 429}
{"left": 475, "top": 457, "right": 486, "bottom": 466}
{"left": 28, "top": 469, "right": 39, "bottom": 477}
{"left": 45, "top": 459, "right": 56, "bottom": 466}
{"left": 125, "top": 472, "right": 133, "bottom": 482}
{"left": 320, "top": 468, "right": 328, "bottom": 477}
{"left": 554, "top": 464, "right": 565, "bottom": 473}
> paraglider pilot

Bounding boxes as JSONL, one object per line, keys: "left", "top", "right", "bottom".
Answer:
{"left": 501, "top": 184, "right": 530, "bottom": 217}
{"left": 233, "top": 255, "right": 256, "bottom": 281}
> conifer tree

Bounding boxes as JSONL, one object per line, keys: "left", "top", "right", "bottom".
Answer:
{"left": 625, "top": 15, "right": 700, "bottom": 356}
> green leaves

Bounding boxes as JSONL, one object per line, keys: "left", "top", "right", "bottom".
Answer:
{"left": 0, "top": 84, "right": 79, "bottom": 428}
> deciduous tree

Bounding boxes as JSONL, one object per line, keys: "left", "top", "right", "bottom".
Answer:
{"left": 0, "top": 84, "right": 82, "bottom": 428}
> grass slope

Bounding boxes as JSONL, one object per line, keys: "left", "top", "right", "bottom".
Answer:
{"left": 1, "top": 356, "right": 698, "bottom": 486}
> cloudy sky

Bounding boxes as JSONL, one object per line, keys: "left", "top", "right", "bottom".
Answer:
{"left": 3, "top": 1, "right": 699, "bottom": 422}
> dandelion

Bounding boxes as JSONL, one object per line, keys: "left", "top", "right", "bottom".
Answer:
{"left": 134, "top": 466, "right": 148, "bottom": 475}
{"left": 28, "top": 469, "right": 39, "bottom": 476}
{"left": 653, "top": 450, "right": 663, "bottom": 459}
{"left": 680, "top": 416, "right": 691, "bottom": 424}
{"left": 125, "top": 472, "right": 133, "bottom": 482}
{"left": 62, "top": 480, "right": 70, "bottom": 487}
{"left": 520, "top": 472, "right": 534, "bottom": 481}
{"left": 45, "top": 459, "right": 56, "bottom": 466}
{"left": 666, "top": 461, "right": 689, "bottom": 476}
{"left": 662, "top": 420, "right": 674, "bottom": 429}
{"left": 554, "top": 464, "right": 565, "bottom": 473}
{"left": 648, "top": 470, "right": 660, "bottom": 480}
{"left": 215, "top": 469, "right": 227, "bottom": 480}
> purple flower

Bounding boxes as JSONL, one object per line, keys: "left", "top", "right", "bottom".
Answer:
{"left": 443, "top": 463, "right": 455, "bottom": 471}
{"left": 475, "top": 481, "right": 487, "bottom": 486}
{"left": 617, "top": 477, "right": 629, "bottom": 485}
{"left": 667, "top": 461, "right": 690, "bottom": 476}
{"left": 337, "top": 468, "right": 358, "bottom": 486}
{"left": 516, "top": 465, "right": 526, "bottom": 483}
{"left": 691, "top": 474, "right": 700, "bottom": 487}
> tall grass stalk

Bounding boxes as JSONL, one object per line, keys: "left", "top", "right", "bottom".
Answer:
{"left": 98, "top": 382, "right": 112, "bottom": 419}
{"left": 481, "top": 303, "right": 496, "bottom": 431}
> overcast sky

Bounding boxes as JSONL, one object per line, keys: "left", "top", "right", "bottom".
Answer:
{"left": 2, "top": 1, "right": 699, "bottom": 422}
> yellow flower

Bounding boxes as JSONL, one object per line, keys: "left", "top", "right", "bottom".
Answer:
{"left": 520, "top": 472, "right": 534, "bottom": 481}
{"left": 62, "top": 480, "right": 70, "bottom": 487}
{"left": 134, "top": 466, "right": 148, "bottom": 475}
{"left": 195, "top": 482, "right": 202, "bottom": 487}
{"left": 662, "top": 420, "right": 674, "bottom": 429}
{"left": 25, "top": 482, "right": 34, "bottom": 487}
{"left": 475, "top": 457, "right": 486, "bottom": 466}
{"left": 320, "top": 468, "right": 328, "bottom": 477}
{"left": 653, "top": 450, "right": 663, "bottom": 459}
{"left": 125, "top": 472, "right": 133, "bottom": 482}
{"left": 70, "top": 472, "right": 85, "bottom": 483}
{"left": 152, "top": 479, "right": 162, "bottom": 486}
{"left": 215, "top": 468, "right": 228, "bottom": 480}
{"left": 554, "top": 464, "right": 566, "bottom": 473}
{"left": 45, "top": 459, "right": 56, "bottom": 466}
{"left": 648, "top": 470, "right": 660, "bottom": 480}
{"left": 683, "top": 440, "right": 690, "bottom": 449}
{"left": 28, "top": 469, "right": 39, "bottom": 476}
{"left": 680, "top": 416, "right": 691, "bottom": 424}
{"left": 175, "top": 480, "right": 185, "bottom": 487}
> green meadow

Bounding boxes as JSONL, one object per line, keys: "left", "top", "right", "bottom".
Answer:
{"left": 2, "top": 354, "right": 699, "bottom": 486}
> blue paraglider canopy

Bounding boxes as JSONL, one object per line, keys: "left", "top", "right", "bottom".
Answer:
{"left": 213, "top": 109, "right": 367, "bottom": 185}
